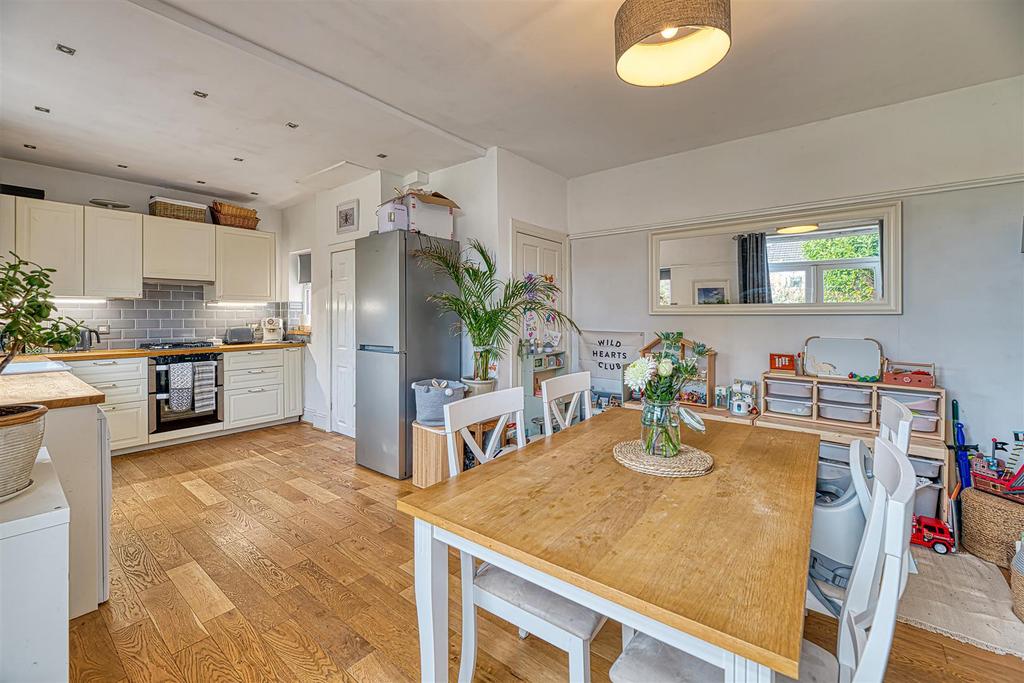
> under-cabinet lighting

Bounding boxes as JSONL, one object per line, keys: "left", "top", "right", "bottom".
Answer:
{"left": 52, "top": 298, "right": 107, "bottom": 305}
{"left": 207, "top": 301, "right": 267, "bottom": 307}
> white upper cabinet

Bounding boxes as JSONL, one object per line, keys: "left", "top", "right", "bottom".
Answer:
{"left": 143, "top": 216, "right": 216, "bottom": 281}
{"left": 84, "top": 207, "right": 143, "bottom": 298}
{"left": 0, "top": 195, "right": 14, "bottom": 264}
{"left": 14, "top": 198, "right": 85, "bottom": 296}
{"left": 215, "top": 226, "right": 276, "bottom": 301}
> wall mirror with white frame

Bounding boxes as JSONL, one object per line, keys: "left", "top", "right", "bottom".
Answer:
{"left": 649, "top": 201, "right": 902, "bottom": 315}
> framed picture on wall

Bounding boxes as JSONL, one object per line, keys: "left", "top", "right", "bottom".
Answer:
{"left": 336, "top": 199, "right": 359, "bottom": 235}
{"left": 693, "top": 279, "right": 730, "bottom": 305}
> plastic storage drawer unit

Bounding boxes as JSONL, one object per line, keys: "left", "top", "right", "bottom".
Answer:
{"left": 819, "top": 384, "right": 872, "bottom": 405}
{"left": 878, "top": 389, "right": 940, "bottom": 412}
{"left": 765, "top": 396, "right": 813, "bottom": 416}
{"left": 765, "top": 379, "right": 813, "bottom": 399}
{"left": 910, "top": 411, "right": 940, "bottom": 433}
{"left": 818, "top": 400, "right": 872, "bottom": 424}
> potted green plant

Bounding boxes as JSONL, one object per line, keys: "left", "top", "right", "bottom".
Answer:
{"left": 416, "top": 239, "right": 578, "bottom": 395}
{"left": 0, "top": 254, "right": 82, "bottom": 499}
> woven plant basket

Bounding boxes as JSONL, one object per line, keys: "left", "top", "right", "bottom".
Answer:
{"left": 149, "top": 199, "right": 207, "bottom": 223}
{"left": 212, "top": 201, "right": 257, "bottom": 218}
{"left": 961, "top": 487, "right": 1024, "bottom": 568}
{"left": 211, "top": 210, "right": 260, "bottom": 229}
{"left": 1011, "top": 548, "right": 1024, "bottom": 623}
{"left": 0, "top": 404, "right": 47, "bottom": 500}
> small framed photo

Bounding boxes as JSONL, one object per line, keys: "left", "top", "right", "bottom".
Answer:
{"left": 693, "top": 279, "right": 730, "bottom": 305}
{"left": 336, "top": 199, "right": 359, "bottom": 235}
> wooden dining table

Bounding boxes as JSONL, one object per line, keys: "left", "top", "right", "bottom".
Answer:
{"left": 397, "top": 408, "right": 820, "bottom": 682}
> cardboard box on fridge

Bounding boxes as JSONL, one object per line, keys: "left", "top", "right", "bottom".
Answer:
{"left": 376, "top": 191, "right": 459, "bottom": 239}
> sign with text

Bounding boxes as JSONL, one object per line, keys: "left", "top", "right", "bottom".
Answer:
{"left": 579, "top": 331, "right": 644, "bottom": 393}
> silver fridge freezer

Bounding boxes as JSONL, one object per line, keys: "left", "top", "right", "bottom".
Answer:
{"left": 354, "top": 230, "right": 461, "bottom": 478}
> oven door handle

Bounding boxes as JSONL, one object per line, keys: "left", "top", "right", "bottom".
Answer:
{"left": 155, "top": 393, "right": 170, "bottom": 400}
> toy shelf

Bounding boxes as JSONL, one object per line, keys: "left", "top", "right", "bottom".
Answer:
{"left": 759, "top": 372, "right": 947, "bottom": 443}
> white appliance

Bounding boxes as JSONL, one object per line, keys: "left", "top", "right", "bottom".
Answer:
{"left": 0, "top": 448, "right": 70, "bottom": 682}
{"left": 97, "top": 408, "right": 111, "bottom": 602}
{"left": 261, "top": 317, "right": 284, "bottom": 343}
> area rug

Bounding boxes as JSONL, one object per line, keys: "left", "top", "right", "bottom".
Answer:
{"left": 897, "top": 546, "right": 1024, "bottom": 659}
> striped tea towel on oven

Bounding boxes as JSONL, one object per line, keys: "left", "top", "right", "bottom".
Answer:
{"left": 193, "top": 361, "right": 217, "bottom": 413}
{"left": 168, "top": 362, "right": 193, "bottom": 412}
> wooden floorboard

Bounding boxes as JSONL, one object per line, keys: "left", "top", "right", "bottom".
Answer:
{"left": 68, "top": 421, "right": 1024, "bottom": 682}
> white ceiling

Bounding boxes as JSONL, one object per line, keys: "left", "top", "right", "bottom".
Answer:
{"left": 2, "top": 0, "right": 1021, "bottom": 207}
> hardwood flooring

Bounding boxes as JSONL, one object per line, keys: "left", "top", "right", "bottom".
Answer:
{"left": 70, "top": 422, "right": 1024, "bottom": 682}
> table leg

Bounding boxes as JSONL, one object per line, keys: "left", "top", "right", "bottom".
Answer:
{"left": 724, "top": 653, "right": 774, "bottom": 683}
{"left": 415, "top": 518, "right": 449, "bottom": 682}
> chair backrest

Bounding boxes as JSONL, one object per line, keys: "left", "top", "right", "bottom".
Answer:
{"left": 837, "top": 436, "right": 915, "bottom": 683}
{"left": 442, "top": 387, "right": 527, "bottom": 476}
{"left": 540, "top": 371, "right": 593, "bottom": 437}
{"left": 878, "top": 396, "right": 912, "bottom": 454}
{"left": 849, "top": 439, "right": 873, "bottom": 519}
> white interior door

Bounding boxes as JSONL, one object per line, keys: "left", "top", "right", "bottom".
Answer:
{"left": 331, "top": 249, "right": 356, "bottom": 437}
{"left": 514, "top": 226, "right": 565, "bottom": 350}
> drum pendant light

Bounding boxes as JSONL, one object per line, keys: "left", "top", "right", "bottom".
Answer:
{"left": 615, "top": 0, "right": 731, "bottom": 87}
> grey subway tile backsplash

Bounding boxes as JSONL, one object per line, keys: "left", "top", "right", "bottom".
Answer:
{"left": 54, "top": 282, "right": 297, "bottom": 350}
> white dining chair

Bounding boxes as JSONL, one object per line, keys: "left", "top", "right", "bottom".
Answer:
{"left": 443, "top": 388, "right": 607, "bottom": 683}
{"left": 541, "top": 371, "right": 594, "bottom": 437}
{"left": 611, "top": 435, "right": 915, "bottom": 683}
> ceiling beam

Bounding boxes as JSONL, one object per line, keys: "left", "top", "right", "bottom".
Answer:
{"left": 127, "top": 0, "right": 487, "bottom": 158}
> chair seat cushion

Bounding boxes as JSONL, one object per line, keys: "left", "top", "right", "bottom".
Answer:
{"left": 473, "top": 564, "right": 604, "bottom": 640}
{"left": 609, "top": 633, "right": 839, "bottom": 683}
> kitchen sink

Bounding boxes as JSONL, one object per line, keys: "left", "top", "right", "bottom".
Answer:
{"left": 0, "top": 360, "right": 73, "bottom": 375}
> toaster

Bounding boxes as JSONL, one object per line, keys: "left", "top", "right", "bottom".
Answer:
{"left": 223, "top": 326, "right": 255, "bottom": 344}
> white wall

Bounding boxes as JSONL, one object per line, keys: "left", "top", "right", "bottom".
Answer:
{"left": 280, "top": 171, "right": 390, "bottom": 429}
{"left": 566, "top": 77, "right": 1024, "bottom": 444}
{"left": 568, "top": 77, "right": 1024, "bottom": 234}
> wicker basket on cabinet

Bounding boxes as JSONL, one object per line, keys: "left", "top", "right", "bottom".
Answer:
{"left": 148, "top": 197, "right": 207, "bottom": 222}
{"left": 211, "top": 201, "right": 260, "bottom": 229}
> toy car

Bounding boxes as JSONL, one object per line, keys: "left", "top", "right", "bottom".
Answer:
{"left": 911, "top": 515, "right": 954, "bottom": 555}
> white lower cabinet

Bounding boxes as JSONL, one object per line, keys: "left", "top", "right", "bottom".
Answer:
{"left": 101, "top": 401, "right": 149, "bottom": 450}
{"left": 283, "top": 347, "right": 303, "bottom": 417}
{"left": 225, "top": 386, "right": 283, "bottom": 429}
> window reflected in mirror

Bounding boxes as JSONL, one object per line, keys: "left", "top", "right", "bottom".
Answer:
{"left": 651, "top": 202, "right": 900, "bottom": 314}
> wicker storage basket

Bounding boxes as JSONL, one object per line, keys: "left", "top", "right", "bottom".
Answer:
{"left": 211, "top": 201, "right": 259, "bottom": 229}
{"left": 149, "top": 196, "right": 207, "bottom": 223}
{"left": 961, "top": 487, "right": 1024, "bottom": 568}
{"left": 1011, "top": 548, "right": 1024, "bottom": 623}
{"left": 0, "top": 404, "right": 47, "bottom": 499}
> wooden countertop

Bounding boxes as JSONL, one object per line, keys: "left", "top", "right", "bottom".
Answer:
{"left": 399, "top": 409, "right": 820, "bottom": 677}
{"left": 42, "top": 341, "right": 305, "bottom": 361}
{"left": 0, "top": 371, "right": 105, "bottom": 409}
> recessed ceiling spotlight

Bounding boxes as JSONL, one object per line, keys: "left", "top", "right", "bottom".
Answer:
{"left": 34, "top": 106, "right": 51, "bottom": 113}
{"left": 196, "top": 180, "right": 206, "bottom": 185}
{"left": 250, "top": 192, "right": 259, "bottom": 196}
{"left": 193, "top": 90, "right": 208, "bottom": 99}
{"left": 117, "top": 164, "right": 128, "bottom": 168}
{"left": 233, "top": 157, "right": 244, "bottom": 162}
{"left": 23, "top": 144, "right": 37, "bottom": 149}
{"left": 376, "top": 153, "right": 388, "bottom": 158}
{"left": 285, "top": 121, "right": 299, "bottom": 129}
{"left": 56, "top": 43, "right": 76, "bottom": 56}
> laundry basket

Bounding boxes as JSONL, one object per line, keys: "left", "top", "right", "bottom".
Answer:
{"left": 412, "top": 379, "right": 466, "bottom": 426}
{"left": 961, "top": 487, "right": 1024, "bottom": 568}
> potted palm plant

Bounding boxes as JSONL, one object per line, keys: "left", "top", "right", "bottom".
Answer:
{"left": 416, "top": 239, "right": 578, "bottom": 395}
{"left": 0, "top": 254, "right": 82, "bottom": 499}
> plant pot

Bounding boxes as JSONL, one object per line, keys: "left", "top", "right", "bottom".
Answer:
{"left": 0, "top": 404, "right": 47, "bottom": 500}
{"left": 462, "top": 377, "right": 496, "bottom": 397}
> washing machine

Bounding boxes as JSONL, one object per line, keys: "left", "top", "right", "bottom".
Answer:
{"left": 810, "top": 441, "right": 867, "bottom": 568}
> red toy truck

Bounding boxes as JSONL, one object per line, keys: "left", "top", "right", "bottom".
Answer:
{"left": 911, "top": 515, "right": 954, "bottom": 555}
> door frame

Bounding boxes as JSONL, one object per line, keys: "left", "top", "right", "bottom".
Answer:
{"left": 509, "top": 219, "right": 573, "bottom": 389}
{"left": 329, "top": 243, "right": 356, "bottom": 437}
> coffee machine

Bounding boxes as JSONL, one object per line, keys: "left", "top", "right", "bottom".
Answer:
{"left": 260, "top": 317, "right": 284, "bottom": 343}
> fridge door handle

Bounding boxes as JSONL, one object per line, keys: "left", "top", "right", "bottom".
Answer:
{"left": 359, "top": 344, "right": 397, "bottom": 353}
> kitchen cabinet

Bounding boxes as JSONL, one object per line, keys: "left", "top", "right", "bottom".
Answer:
{"left": 143, "top": 215, "right": 216, "bottom": 281}
{"left": 100, "top": 402, "right": 149, "bottom": 450}
{"left": 14, "top": 197, "right": 84, "bottom": 296}
{"left": 224, "top": 348, "right": 283, "bottom": 372}
{"left": 283, "top": 346, "right": 303, "bottom": 417}
{"left": 84, "top": 207, "right": 143, "bottom": 298}
{"left": 225, "top": 385, "right": 284, "bottom": 428}
{"left": 0, "top": 195, "right": 14, "bottom": 263}
{"left": 214, "top": 226, "right": 276, "bottom": 301}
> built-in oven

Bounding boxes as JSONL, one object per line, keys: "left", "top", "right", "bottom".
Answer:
{"left": 147, "top": 353, "right": 224, "bottom": 434}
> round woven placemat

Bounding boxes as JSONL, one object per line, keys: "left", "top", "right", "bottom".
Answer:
{"left": 612, "top": 440, "right": 714, "bottom": 478}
